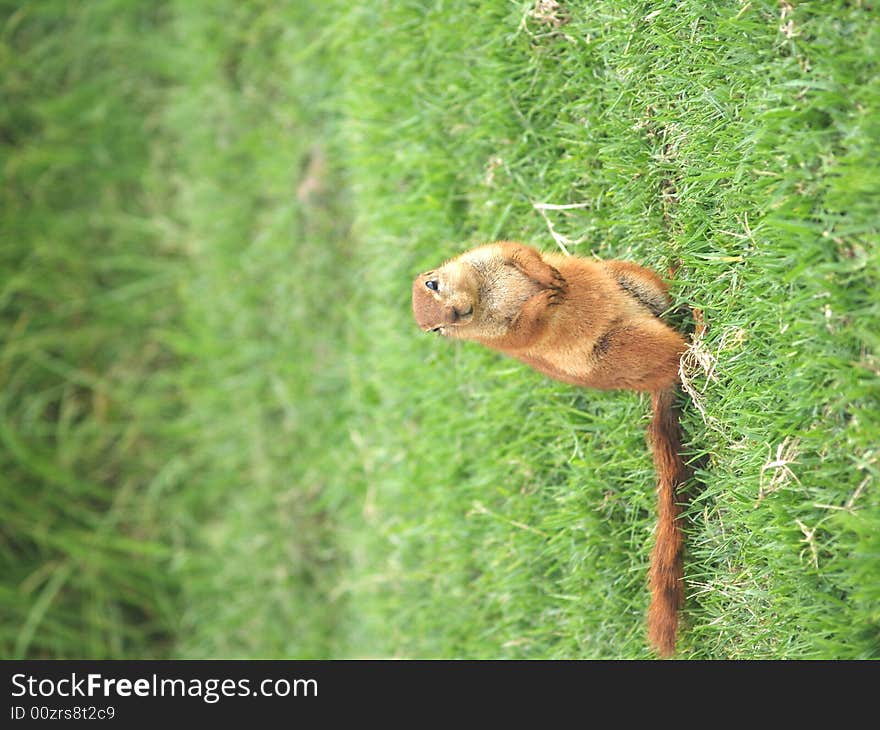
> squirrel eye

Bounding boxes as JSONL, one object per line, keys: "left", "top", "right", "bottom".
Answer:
{"left": 425, "top": 280, "right": 439, "bottom": 291}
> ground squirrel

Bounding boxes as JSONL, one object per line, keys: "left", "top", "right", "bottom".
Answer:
{"left": 412, "top": 241, "right": 690, "bottom": 657}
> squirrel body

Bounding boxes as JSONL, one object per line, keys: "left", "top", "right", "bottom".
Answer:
{"left": 412, "top": 241, "right": 690, "bottom": 657}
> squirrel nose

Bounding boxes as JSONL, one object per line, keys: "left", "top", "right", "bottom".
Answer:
{"left": 452, "top": 306, "right": 473, "bottom": 321}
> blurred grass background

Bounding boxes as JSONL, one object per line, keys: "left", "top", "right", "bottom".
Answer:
{"left": 1, "top": 0, "right": 878, "bottom": 659}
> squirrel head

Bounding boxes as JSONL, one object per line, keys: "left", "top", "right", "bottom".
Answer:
{"left": 412, "top": 262, "right": 477, "bottom": 336}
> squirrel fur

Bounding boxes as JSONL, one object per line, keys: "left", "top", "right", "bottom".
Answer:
{"left": 412, "top": 241, "right": 690, "bottom": 657}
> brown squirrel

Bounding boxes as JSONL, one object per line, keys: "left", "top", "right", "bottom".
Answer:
{"left": 412, "top": 241, "right": 690, "bottom": 657}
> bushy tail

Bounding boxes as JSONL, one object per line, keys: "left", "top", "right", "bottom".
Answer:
{"left": 647, "top": 387, "right": 689, "bottom": 657}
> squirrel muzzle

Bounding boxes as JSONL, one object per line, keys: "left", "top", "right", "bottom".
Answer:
{"left": 412, "top": 271, "right": 474, "bottom": 333}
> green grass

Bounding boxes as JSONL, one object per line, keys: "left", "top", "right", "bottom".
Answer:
{"left": 2, "top": 0, "right": 878, "bottom": 659}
